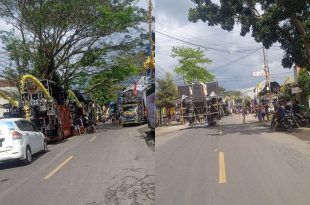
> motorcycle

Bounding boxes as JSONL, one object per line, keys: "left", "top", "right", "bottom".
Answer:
{"left": 285, "top": 109, "right": 307, "bottom": 128}
{"left": 84, "top": 116, "right": 96, "bottom": 134}
{"left": 271, "top": 113, "right": 293, "bottom": 132}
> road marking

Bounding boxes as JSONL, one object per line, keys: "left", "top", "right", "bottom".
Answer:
{"left": 44, "top": 155, "right": 74, "bottom": 180}
{"left": 89, "top": 136, "right": 96, "bottom": 142}
{"left": 219, "top": 152, "right": 227, "bottom": 184}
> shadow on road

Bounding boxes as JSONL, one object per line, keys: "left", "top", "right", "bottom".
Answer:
{"left": 137, "top": 126, "right": 154, "bottom": 151}
{"left": 0, "top": 151, "right": 48, "bottom": 170}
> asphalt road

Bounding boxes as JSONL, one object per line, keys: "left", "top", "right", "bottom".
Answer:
{"left": 0, "top": 124, "right": 155, "bottom": 205}
{"left": 156, "top": 115, "right": 310, "bottom": 205}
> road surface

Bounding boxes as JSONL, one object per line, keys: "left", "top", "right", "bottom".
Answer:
{"left": 156, "top": 115, "right": 310, "bottom": 205}
{"left": 0, "top": 124, "right": 155, "bottom": 205}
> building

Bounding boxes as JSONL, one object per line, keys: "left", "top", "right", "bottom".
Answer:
{"left": 0, "top": 78, "right": 19, "bottom": 117}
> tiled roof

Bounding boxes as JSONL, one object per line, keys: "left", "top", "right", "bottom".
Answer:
{"left": 0, "top": 78, "right": 15, "bottom": 88}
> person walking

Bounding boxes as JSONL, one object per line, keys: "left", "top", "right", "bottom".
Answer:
{"left": 264, "top": 103, "right": 269, "bottom": 121}
{"left": 242, "top": 106, "right": 247, "bottom": 124}
{"left": 257, "top": 104, "right": 263, "bottom": 122}
{"left": 261, "top": 104, "right": 266, "bottom": 121}
{"left": 74, "top": 116, "right": 80, "bottom": 135}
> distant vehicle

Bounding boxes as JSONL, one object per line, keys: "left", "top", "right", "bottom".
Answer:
{"left": 179, "top": 82, "right": 222, "bottom": 127}
{"left": 120, "top": 86, "right": 147, "bottom": 125}
{"left": 146, "top": 83, "right": 155, "bottom": 132}
{"left": 0, "top": 118, "right": 47, "bottom": 165}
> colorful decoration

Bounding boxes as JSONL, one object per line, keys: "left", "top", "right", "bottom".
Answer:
{"left": 67, "top": 90, "right": 83, "bottom": 108}
{"left": 20, "top": 74, "right": 52, "bottom": 120}
{"left": 20, "top": 74, "right": 52, "bottom": 100}
{"left": 0, "top": 90, "right": 19, "bottom": 107}
{"left": 144, "top": 50, "right": 155, "bottom": 69}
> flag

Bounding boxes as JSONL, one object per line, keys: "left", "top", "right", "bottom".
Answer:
{"left": 133, "top": 82, "right": 137, "bottom": 96}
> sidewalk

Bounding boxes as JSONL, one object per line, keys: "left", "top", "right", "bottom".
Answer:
{"left": 245, "top": 113, "right": 310, "bottom": 141}
{"left": 156, "top": 123, "right": 187, "bottom": 137}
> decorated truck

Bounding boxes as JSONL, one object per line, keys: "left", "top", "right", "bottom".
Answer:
{"left": 20, "top": 75, "right": 72, "bottom": 141}
{"left": 120, "top": 84, "right": 147, "bottom": 125}
{"left": 178, "top": 82, "right": 222, "bottom": 127}
{"left": 146, "top": 82, "right": 155, "bottom": 132}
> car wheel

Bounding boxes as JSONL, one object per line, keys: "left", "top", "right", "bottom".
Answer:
{"left": 43, "top": 140, "right": 48, "bottom": 153}
{"left": 23, "top": 146, "right": 32, "bottom": 165}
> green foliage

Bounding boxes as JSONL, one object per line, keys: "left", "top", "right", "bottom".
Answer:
{"left": 83, "top": 54, "right": 142, "bottom": 104}
{"left": 223, "top": 90, "right": 241, "bottom": 99}
{"left": 218, "top": 86, "right": 226, "bottom": 95}
{"left": 189, "top": 0, "right": 310, "bottom": 71}
{"left": 156, "top": 73, "right": 179, "bottom": 108}
{"left": 298, "top": 68, "right": 310, "bottom": 97}
{"left": 0, "top": 0, "right": 146, "bottom": 87}
{"left": 171, "top": 47, "right": 214, "bottom": 83}
{"left": 280, "top": 83, "right": 294, "bottom": 100}
{"left": 244, "top": 96, "right": 252, "bottom": 107}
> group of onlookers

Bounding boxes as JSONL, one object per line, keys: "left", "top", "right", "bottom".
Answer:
{"left": 254, "top": 103, "right": 270, "bottom": 122}
{"left": 74, "top": 116, "right": 85, "bottom": 135}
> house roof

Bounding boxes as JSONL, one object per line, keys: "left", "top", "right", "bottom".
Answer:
{"left": 0, "top": 78, "right": 15, "bottom": 88}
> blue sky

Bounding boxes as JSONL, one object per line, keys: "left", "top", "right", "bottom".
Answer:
{"left": 155, "top": 0, "right": 294, "bottom": 92}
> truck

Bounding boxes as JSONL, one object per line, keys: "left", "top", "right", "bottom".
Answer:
{"left": 120, "top": 86, "right": 147, "bottom": 125}
{"left": 20, "top": 75, "right": 72, "bottom": 141}
{"left": 146, "top": 82, "right": 155, "bottom": 132}
{"left": 178, "top": 82, "right": 222, "bottom": 127}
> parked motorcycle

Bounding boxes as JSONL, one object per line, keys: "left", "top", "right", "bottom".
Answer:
{"left": 285, "top": 108, "right": 307, "bottom": 128}
{"left": 84, "top": 116, "right": 96, "bottom": 134}
{"left": 271, "top": 113, "right": 293, "bottom": 132}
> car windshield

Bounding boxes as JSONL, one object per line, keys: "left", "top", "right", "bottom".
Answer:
{"left": 0, "top": 121, "right": 15, "bottom": 134}
{"left": 123, "top": 106, "right": 137, "bottom": 112}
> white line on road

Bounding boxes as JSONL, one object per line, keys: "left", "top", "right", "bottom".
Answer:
{"left": 89, "top": 136, "right": 97, "bottom": 142}
{"left": 44, "top": 155, "right": 74, "bottom": 180}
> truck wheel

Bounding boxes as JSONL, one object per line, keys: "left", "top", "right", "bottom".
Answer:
{"left": 23, "top": 146, "right": 32, "bottom": 165}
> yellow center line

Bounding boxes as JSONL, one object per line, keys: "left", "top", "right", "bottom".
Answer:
{"left": 219, "top": 152, "right": 227, "bottom": 184}
{"left": 89, "top": 136, "right": 96, "bottom": 142}
{"left": 44, "top": 155, "right": 74, "bottom": 180}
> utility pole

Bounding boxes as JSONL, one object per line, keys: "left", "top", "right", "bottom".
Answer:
{"left": 263, "top": 47, "right": 272, "bottom": 106}
{"left": 147, "top": 0, "right": 154, "bottom": 80}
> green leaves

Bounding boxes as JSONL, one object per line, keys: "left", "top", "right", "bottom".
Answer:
{"left": 298, "top": 68, "right": 310, "bottom": 97}
{"left": 171, "top": 46, "right": 214, "bottom": 84}
{"left": 83, "top": 54, "right": 142, "bottom": 104}
{"left": 156, "top": 73, "right": 179, "bottom": 108}
{"left": 189, "top": 0, "right": 310, "bottom": 71}
{"left": 0, "top": 0, "right": 146, "bottom": 86}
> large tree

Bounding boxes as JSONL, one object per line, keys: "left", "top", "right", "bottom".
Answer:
{"left": 156, "top": 72, "right": 178, "bottom": 108}
{"left": 171, "top": 46, "right": 214, "bottom": 83}
{"left": 298, "top": 68, "right": 310, "bottom": 98}
{"left": 0, "top": 0, "right": 146, "bottom": 88}
{"left": 188, "top": 0, "right": 310, "bottom": 71}
{"left": 78, "top": 52, "right": 144, "bottom": 104}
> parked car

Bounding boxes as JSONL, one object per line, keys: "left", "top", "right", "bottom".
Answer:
{"left": 0, "top": 118, "right": 47, "bottom": 165}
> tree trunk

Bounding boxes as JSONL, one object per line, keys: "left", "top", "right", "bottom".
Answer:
{"left": 291, "top": 16, "right": 310, "bottom": 70}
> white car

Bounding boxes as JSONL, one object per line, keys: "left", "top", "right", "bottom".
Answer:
{"left": 0, "top": 118, "right": 47, "bottom": 164}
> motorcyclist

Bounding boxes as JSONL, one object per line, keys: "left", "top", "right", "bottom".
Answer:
{"left": 274, "top": 103, "right": 286, "bottom": 130}
{"left": 292, "top": 100, "right": 301, "bottom": 114}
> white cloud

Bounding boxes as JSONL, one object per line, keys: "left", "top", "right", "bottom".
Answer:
{"left": 156, "top": 0, "right": 294, "bottom": 90}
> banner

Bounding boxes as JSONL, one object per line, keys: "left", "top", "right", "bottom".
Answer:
{"left": 252, "top": 70, "right": 266, "bottom": 77}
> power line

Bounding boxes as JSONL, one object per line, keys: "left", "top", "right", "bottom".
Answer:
{"left": 156, "top": 22, "right": 243, "bottom": 47}
{"left": 209, "top": 48, "right": 261, "bottom": 72}
{"left": 156, "top": 30, "right": 263, "bottom": 55}
{"left": 215, "top": 71, "right": 291, "bottom": 80}
{"left": 217, "top": 75, "right": 290, "bottom": 83}
{"left": 156, "top": 30, "right": 231, "bottom": 53}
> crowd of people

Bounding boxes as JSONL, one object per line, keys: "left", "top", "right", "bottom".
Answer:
{"left": 254, "top": 103, "right": 270, "bottom": 122}
{"left": 73, "top": 111, "right": 96, "bottom": 135}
